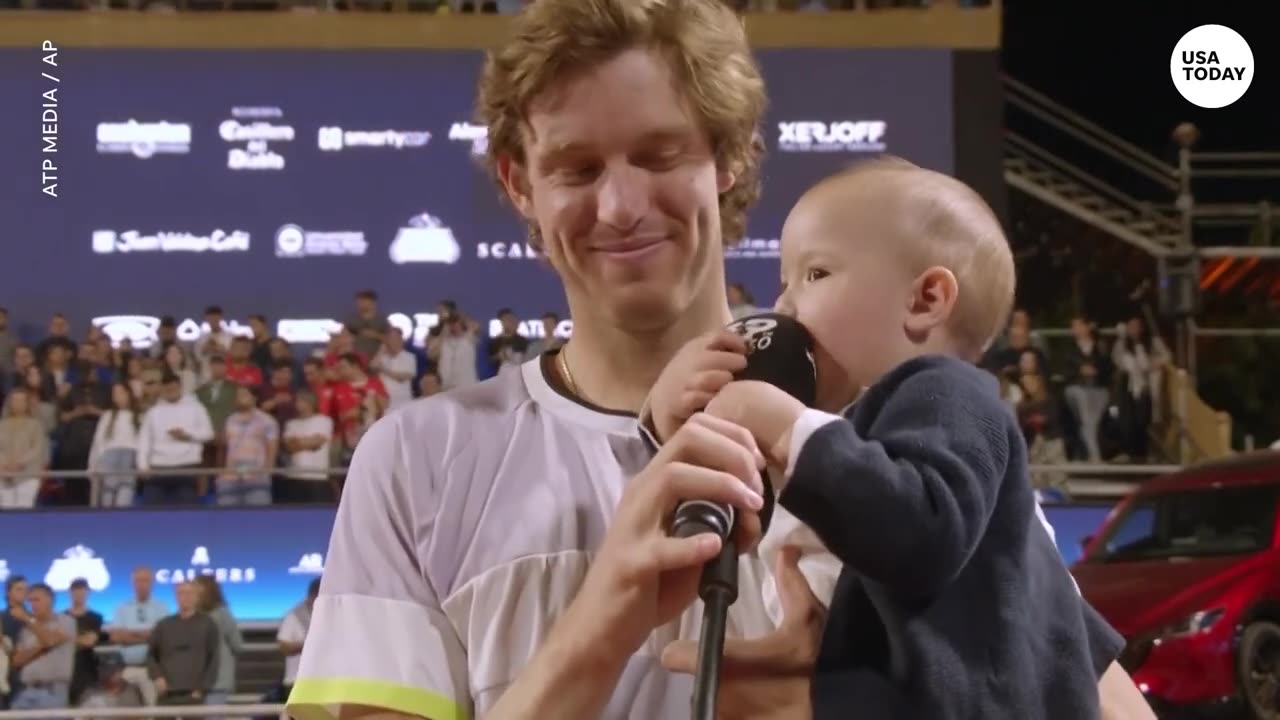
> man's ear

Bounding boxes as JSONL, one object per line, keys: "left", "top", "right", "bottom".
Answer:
{"left": 716, "top": 166, "right": 736, "bottom": 195}
{"left": 498, "top": 155, "right": 535, "bottom": 221}
{"left": 903, "top": 266, "right": 958, "bottom": 340}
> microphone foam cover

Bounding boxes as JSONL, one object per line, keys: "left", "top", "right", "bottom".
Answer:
{"left": 726, "top": 313, "right": 818, "bottom": 407}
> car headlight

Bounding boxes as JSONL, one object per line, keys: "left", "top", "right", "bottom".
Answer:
{"left": 1157, "top": 608, "right": 1226, "bottom": 640}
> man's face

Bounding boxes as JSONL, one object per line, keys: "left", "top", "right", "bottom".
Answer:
{"left": 49, "top": 345, "right": 69, "bottom": 366}
{"left": 207, "top": 313, "right": 223, "bottom": 332}
{"left": 50, "top": 315, "right": 68, "bottom": 337}
{"left": 209, "top": 360, "right": 227, "bottom": 381}
{"left": 162, "top": 380, "right": 183, "bottom": 402}
{"left": 133, "top": 569, "right": 152, "bottom": 598}
{"left": 357, "top": 297, "right": 376, "bottom": 318}
{"left": 335, "top": 330, "right": 354, "bottom": 353}
{"left": 159, "top": 325, "right": 176, "bottom": 343}
{"left": 272, "top": 366, "right": 292, "bottom": 389}
{"left": 250, "top": 318, "right": 268, "bottom": 338}
{"left": 338, "top": 359, "right": 358, "bottom": 381}
{"left": 303, "top": 363, "right": 322, "bottom": 386}
{"left": 175, "top": 583, "right": 197, "bottom": 613}
{"left": 231, "top": 339, "right": 251, "bottom": 361}
{"left": 71, "top": 586, "right": 88, "bottom": 607}
{"left": 14, "top": 346, "right": 32, "bottom": 370}
{"left": 27, "top": 589, "right": 51, "bottom": 618}
{"left": 386, "top": 329, "right": 404, "bottom": 351}
{"left": 235, "top": 385, "right": 256, "bottom": 411}
{"left": 7, "top": 580, "right": 27, "bottom": 608}
{"left": 504, "top": 48, "right": 733, "bottom": 330}
{"left": 499, "top": 313, "right": 518, "bottom": 335}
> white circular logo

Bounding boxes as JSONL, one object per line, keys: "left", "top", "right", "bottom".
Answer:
{"left": 276, "top": 224, "right": 305, "bottom": 257}
{"left": 1171, "top": 25, "right": 1253, "bottom": 109}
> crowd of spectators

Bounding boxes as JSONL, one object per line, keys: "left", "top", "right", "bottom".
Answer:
{"left": 0, "top": 284, "right": 1171, "bottom": 510}
{"left": 0, "top": 569, "right": 318, "bottom": 713}
{"left": 0, "top": 293, "right": 564, "bottom": 509}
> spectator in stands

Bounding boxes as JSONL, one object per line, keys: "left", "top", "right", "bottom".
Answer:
{"left": 89, "top": 382, "right": 142, "bottom": 508}
{"left": 8, "top": 584, "right": 74, "bottom": 710}
{"left": 147, "top": 316, "right": 182, "bottom": 362}
{"left": 1, "top": 575, "right": 30, "bottom": 708}
{"left": 259, "top": 361, "right": 298, "bottom": 428}
{"left": 123, "top": 355, "right": 147, "bottom": 403}
{"left": 137, "top": 373, "right": 215, "bottom": 505}
{"left": 109, "top": 567, "right": 169, "bottom": 708}
{"left": 0, "top": 308, "right": 15, "bottom": 376}
{"left": 52, "top": 379, "right": 105, "bottom": 506}
{"left": 196, "top": 306, "right": 233, "bottom": 383}
{"left": 196, "top": 356, "right": 237, "bottom": 439}
{"left": 300, "top": 359, "right": 334, "bottom": 419}
{"left": 193, "top": 576, "right": 241, "bottom": 708}
{"left": 34, "top": 314, "right": 76, "bottom": 367}
{"left": 267, "top": 337, "right": 296, "bottom": 378}
{"left": 727, "top": 281, "right": 760, "bottom": 320}
{"left": 71, "top": 342, "right": 113, "bottom": 389}
{"left": 418, "top": 369, "right": 443, "bottom": 398}
{"left": 217, "top": 384, "right": 278, "bottom": 506}
{"left": 226, "top": 337, "right": 265, "bottom": 389}
{"left": 247, "top": 315, "right": 273, "bottom": 374}
{"left": 987, "top": 314, "right": 1049, "bottom": 377}
{"left": 371, "top": 327, "right": 416, "bottom": 411}
{"left": 280, "top": 390, "right": 335, "bottom": 504}
{"left": 43, "top": 344, "right": 74, "bottom": 404}
{"left": 487, "top": 308, "right": 529, "bottom": 377}
{"left": 19, "top": 365, "right": 56, "bottom": 435}
{"left": 1060, "top": 317, "right": 1111, "bottom": 462}
{"left": 5, "top": 345, "right": 36, "bottom": 400}
{"left": 276, "top": 579, "right": 319, "bottom": 701}
{"left": 147, "top": 582, "right": 219, "bottom": 708}
{"left": 75, "top": 652, "right": 144, "bottom": 715}
{"left": 321, "top": 326, "right": 364, "bottom": 372}
{"left": 162, "top": 344, "right": 198, "bottom": 397}
{"left": 0, "top": 388, "right": 49, "bottom": 509}
{"left": 524, "top": 312, "right": 563, "bottom": 358}
{"left": 432, "top": 311, "right": 479, "bottom": 390}
{"left": 331, "top": 353, "right": 387, "bottom": 462}
{"left": 1018, "top": 372, "right": 1069, "bottom": 495}
{"left": 65, "top": 578, "right": 104, "bottom": 705}
{"left": 1112, "top": 316, "right": 1171, "bottom": 461}
{"left": 0, "top": 634, "right": 10, "bottom": 709}
{"left": 346, "top": 290, "right": 390, "bottom": 360}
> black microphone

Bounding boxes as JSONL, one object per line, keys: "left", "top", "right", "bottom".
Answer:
{"left": 673, "top": 312, "right": 817, "bottom": 720}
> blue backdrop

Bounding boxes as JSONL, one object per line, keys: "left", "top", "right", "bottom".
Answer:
{"left": 0, "top": 48, "right": 955, "bottom": 342}
{"left": 0, "top": 503, "right": 1110, "bottom": 622}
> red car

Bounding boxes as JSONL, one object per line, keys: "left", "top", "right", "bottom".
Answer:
{"left": 1073, "top": 451, "right": 1280, "bottom": 720}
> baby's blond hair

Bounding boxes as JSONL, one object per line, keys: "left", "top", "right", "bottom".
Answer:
{"left": 814, "top": 156, "right": 1015, "bottom": 359}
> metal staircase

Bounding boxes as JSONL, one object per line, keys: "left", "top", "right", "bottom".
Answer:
{"left": 1002, "top": 76, "right": 1187, "bottom": 258}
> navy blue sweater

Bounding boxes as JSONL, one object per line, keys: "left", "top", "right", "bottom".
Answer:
{"left": 782, "top": 355, "right": 1124, "bottom": 720}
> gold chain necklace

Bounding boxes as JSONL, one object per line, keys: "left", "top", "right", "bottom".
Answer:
{"left": 558, "top": 345, "right": 581, "bottom": 399}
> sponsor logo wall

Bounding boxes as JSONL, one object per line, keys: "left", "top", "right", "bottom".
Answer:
{"left": 0, "top": 48, "right": 953, "bottom": 337}
{"left": 0, "top": 502, "right": 1107, "bottom": 621}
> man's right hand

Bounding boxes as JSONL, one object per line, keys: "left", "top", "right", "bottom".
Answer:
{"left": 573, "top": 412, "right": 766, "bottom": 657}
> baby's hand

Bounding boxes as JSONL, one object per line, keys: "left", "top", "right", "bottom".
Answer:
{"left": 646, "top": 329, "right": 748, "bottom": 443}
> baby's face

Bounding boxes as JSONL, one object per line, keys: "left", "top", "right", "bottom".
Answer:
{"left": 775, "top": 182, "right": 918, "bottom": 411}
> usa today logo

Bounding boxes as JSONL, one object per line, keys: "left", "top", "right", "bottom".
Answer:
{"left": 1171, "top": 25, "right": 1253, "bottom": 109}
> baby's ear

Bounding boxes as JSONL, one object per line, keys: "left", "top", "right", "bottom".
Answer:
{"left": 904, "top": 265, "right": 958, "bottom": 337}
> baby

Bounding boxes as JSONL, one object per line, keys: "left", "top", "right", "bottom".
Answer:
{"left": 646, "top": 157, "right": 1122, "bottom": 719}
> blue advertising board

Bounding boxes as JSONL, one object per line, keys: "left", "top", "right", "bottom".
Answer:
{"left": 0, "top": 502, "right": 1109, "bottom": 622}
{"left": 0, "top": 48, "right": 954, "bottom": 345}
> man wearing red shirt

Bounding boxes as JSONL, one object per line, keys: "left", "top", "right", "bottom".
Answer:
{"left": 330, "top": 353, "right": 387, "bottom": 462}
{"left": 321, "top": 327, "right": 366, "bottom": 372}
{"left": 226, "top": 336, "right": 265, "bottom": 389}
{"left": 301, "top": 358, "right": 334, "bottom": 419}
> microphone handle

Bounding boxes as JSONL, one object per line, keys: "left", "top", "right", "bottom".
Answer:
{"left": 690, "top": 537, "right": 737, "bottom": 720}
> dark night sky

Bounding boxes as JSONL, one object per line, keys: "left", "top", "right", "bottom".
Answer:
{"left": 1002, "top": 0, "right": 1277, "bottom": 153}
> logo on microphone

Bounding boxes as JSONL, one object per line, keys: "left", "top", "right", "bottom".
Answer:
{"left": 728, "top": 316, "right": 778, "bottom": 354}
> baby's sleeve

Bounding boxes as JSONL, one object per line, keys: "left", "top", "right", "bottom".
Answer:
{"left": 759, "top": 503, "right": 842, "bottom": 628}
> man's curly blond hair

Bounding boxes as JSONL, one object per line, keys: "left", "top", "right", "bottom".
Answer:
{"left": 476, "top": 0, "right": 767, "bottom": 249}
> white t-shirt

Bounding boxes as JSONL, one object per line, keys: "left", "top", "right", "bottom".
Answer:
{"left": 277, "top": 607, "right": 309, "bottom": 684}
{"left": 283, "top": 415, "right": 334, "bottom": 481}
{"left": 287, "top": 354, "right": 780, "bottom": 720}
{"left": 437, "top": 335, "right": 478, "bottom": 390}
{"left": 376, "top": 349, "right": 417, "bottom": 410}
